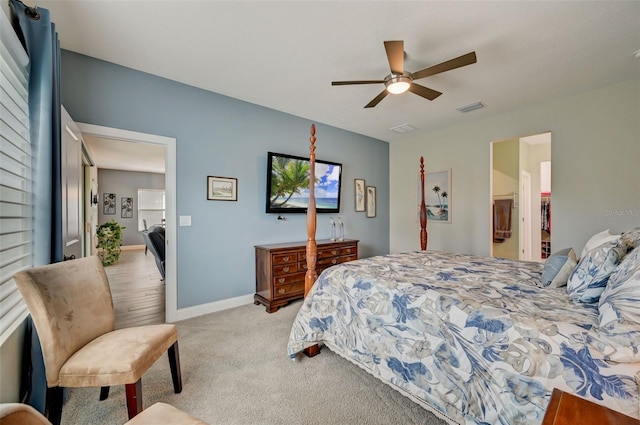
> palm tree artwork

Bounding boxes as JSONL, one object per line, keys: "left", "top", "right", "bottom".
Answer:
{"left": 270, "top": 157, "right": 314, "bottom": 208}
{"left": 426, "top": 169, "right": 450, "bottom": 222}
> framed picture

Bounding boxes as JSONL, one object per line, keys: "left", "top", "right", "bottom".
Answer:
{"left": 103, "top": 193, "right": 116, "bottom": 215}
{"left": 366, "top": 186, "right": 376, "bottom": 218}
{"left": 354, "top": 178, "right": 365, "bottom": 212}
{"left": 121, "top": 197, "right": 133, "bottom": 218}
{"left": 424, "top": 168, "right": 451, "bottom": 223}
{"left": 207, "top": 176, "right": 237, "bottom": 201}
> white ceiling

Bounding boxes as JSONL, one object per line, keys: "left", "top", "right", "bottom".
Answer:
{"left": 38, "top": 1, "right": 640, "bottom": 170}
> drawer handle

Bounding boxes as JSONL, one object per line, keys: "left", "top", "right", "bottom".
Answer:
{"left": 278, "top": 277, "right": 285, "bottom": 283}
{"left": 331, "top": 250, "right": 337, "bottom": 255}
{"left": 283, "top": 256, "right": 289, "bottom": 262}
{"left": 332, "top": 259, "right": 337, "bottom": 264}
{"left": 283, "top": 266, "right": 290, "bottom": 272}
{"left": 346, "top": 248, "right": 352, "bottom": 253}
{"left": 278, "top": 288, "right": 285, "bottom": 294}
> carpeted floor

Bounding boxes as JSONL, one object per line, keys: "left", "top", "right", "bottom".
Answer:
{"left": 61, "top": 300, "right": 447, "bottom": 424}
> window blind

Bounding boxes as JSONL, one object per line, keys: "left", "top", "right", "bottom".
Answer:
{"left": 0, "top": 9, "right": 32, "bottom": 346}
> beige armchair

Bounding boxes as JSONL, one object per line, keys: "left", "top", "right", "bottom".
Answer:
{"left": 0, "top": 402, "right": 208, "bottom": 425}
{"left": 13, "top": 256, "right": 182, "bottom": 425}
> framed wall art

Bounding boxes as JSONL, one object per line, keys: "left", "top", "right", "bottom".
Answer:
{"left": 354, "top": 178, "right": 365, "bottom": 212}
{"left": 207, "top": 176, "right": 237, "bottom": 201}
{"left": 366, "top": 186, "right": 376, "bottom": 218}
{"left": 121, "top": 197, "right": 133, "bottom": 218}
{"left": 103, "top": 193, "right": 116, "bottom": 215}
{"left": 424, "top": 168, "right": 451, "bottom": 223}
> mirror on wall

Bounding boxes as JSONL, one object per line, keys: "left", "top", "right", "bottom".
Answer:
{"left": 490, "top": 132, "right": 551, "bottom": 261}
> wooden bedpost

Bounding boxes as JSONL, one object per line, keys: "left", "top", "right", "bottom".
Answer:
{"left": 304, "top": 124, "right": 320, "bottom": 357}
{"left": 420, "top": 156, "right": 428, "bottom": 250}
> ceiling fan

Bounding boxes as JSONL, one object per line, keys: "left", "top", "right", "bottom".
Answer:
{"left": 332, "top": 40, "right": 477, "bottom": 108}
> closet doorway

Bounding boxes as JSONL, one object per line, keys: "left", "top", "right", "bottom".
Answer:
{"left": 490, "top": 132, "right": 551, "bottom": 261}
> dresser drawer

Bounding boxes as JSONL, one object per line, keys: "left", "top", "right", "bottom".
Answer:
{"left": 341, "top": 255, "right": 357, "bottom": 263}
{"left": 341, "top": 245, "right": 357, "bottom": 256}
{"left": 273, "top": 263, "right": 297, "bottom": 275}
{"left": 273, "top": 271, "right": 306, "bottom": 286}
{"left": 318, "top": 247, "right": 341, "bottom": 258}
{"left": 273, "top": 281, "right": 304, "bottom": 299}
{"left": 272, "top": 252, "right": 297, "bottom": 265}
{"left": 318, "top": 257, "right": 340, "bottom": 267}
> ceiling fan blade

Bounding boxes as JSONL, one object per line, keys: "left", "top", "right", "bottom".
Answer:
{"left": 408, "top": 83, "right": 442, "bottom": 101}
{"left": 384, "top": 40, "right": 404, "bottom": 75}
{"left": 411, "top": 51, "right": 477, "bottom": 80}
{"left": 332, "top": 80, "right": 385, "bottom": 86}
{"left": 364, "top": 90, "right": 389, "bottom": 108}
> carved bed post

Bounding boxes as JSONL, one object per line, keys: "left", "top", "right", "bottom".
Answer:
{"left": 420, "top": 156, "right": 428, "bottom": 250}
{"left": 304, "top": 124, "right": 320, "bottom": 357}
{"left": 305, "top": 124, "right": 318, "bottom": 296}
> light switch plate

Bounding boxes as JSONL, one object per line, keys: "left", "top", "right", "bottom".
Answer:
{"left": 179, "top": 215, "right": 191, "bottom": 226}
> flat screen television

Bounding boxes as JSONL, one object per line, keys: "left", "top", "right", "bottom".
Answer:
{"left": 266, "top": 151, "right": 342, "bottom": 214}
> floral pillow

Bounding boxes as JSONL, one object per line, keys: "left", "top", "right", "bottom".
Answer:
{"left": 620, "top": 226, "right": 640, "bottom": 251}
{"left": 541, "top": 247, "right": 577, "bottom": 287}
{"left": 567, "top": 238, "right": 626, "bottom": 303}
{"left": 594, "top": 246, "right": 640, "bottom": 361}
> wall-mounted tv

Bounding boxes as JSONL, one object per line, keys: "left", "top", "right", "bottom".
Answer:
{"left": 266, "top": 151, "right": 342, "bottom": 214}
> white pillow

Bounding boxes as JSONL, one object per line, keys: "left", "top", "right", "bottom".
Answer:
{"left": 580, "top": 229, "right": 619, "bottom": 258}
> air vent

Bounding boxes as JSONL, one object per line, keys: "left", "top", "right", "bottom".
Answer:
{"left": 389, "top": 123, "right": 417, "bottom": 134}
{"left": 457, "top": 101, "right": 486, "bottom": 113}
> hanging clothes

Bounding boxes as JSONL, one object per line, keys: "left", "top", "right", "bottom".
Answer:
{"left": 541, "top": 199, "right": 551, "bottom": 232}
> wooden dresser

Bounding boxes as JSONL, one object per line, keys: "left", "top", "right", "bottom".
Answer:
{"left": 254, "top": 239, "right": 358, "bottom": 313}
{"left": 542, "top": 388, "right": 640, "bottom": 425}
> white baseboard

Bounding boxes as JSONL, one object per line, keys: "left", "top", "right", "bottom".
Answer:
{"left": 121, "top": 245, "right": 145, "bottom": 251}
{"left": 174, "top": 293, "right": 254, "bottom": 322}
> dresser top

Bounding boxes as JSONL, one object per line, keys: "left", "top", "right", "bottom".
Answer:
{"left": 255, "top": 238, "right": 359, "bottom": 250}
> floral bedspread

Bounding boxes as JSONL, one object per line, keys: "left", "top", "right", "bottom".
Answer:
{"left": 287, "top": 251, "right": 640, "bottom": 424}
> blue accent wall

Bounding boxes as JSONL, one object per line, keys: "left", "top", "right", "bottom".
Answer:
{"left": 60, "top": 51, "right": 389, "bottom": 309}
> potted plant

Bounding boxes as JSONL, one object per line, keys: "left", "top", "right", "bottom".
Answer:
{"left": 96, "top": 220, "right": 125, "bottom": 266}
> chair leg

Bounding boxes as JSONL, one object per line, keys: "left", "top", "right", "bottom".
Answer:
{"left": 99, "top": 386, "right": 110, "bottom": 400}
{"left": 168, "top": 341, "right": 183, "bottom": 393}
{"left": 45, "top": 386, "right": 64, "bottom": 425}
{"left": 125, "top": 379, "right": 143, "bottom": 420}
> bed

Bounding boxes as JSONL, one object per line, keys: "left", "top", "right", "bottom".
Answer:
{"left": 286, "top": 125, "right": 640, "bottom": 424}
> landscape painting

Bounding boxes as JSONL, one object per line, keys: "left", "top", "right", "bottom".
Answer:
{"left": 424, "top": 169, "right": 451, "bottom": 223}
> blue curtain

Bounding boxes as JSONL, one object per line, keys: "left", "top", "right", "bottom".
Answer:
{"left": 10, "top": 0, "right": 63, "bottom": 413}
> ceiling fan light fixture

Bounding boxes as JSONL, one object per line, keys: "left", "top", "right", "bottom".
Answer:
{"left": 385, "top": 75, "right": 412, "bottom": 94}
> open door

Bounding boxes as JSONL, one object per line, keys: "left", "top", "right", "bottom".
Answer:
{"left": 61, "top": 107, "right": 83, "bottom": 260}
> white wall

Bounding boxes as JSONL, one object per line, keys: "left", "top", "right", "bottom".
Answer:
{"left": 391, "top": 78, "right": 640, "bottom": 255}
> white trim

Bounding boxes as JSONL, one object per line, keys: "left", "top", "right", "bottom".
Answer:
{"left": 76, "top": 123, "right": 179, "bottom": 323}
{"left": 121, "top": 245, "right": 145, "bottom": 251}
{"left": 175, "top": 294, "right": 254, "bottom": 322}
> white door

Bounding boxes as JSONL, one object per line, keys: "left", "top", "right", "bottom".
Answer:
{"left": 61, "top": 107, "right": 83, "bottom": 260}
{"left": 520, "top": 170, "right": 532, "bottom": 261}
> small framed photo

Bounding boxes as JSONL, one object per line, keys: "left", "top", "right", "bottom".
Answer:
{"left": 366, "top": 186, "right": 376, "bottom": 218}
{"left": 354, "top": 179, "right": 366, "bottom": 212}
{"left": 121, "top": 197, "right": 133, "bottom": 218}
{"left": 207, "top": 176, "right": 237, "bottom": 201}
{"left": 103, "top": 193, "right": 116, "bottom": 215}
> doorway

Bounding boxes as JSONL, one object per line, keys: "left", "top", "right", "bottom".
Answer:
{"left": 77, "top": 123, "right": 178, "bottom": 322}
{"left": 490, "top": 132, "right": 551, "bottom": 261}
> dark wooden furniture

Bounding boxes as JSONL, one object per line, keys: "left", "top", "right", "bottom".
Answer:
{"left": 254, "top": 238, "right": 358, "bottom": 313}
{"left": 542, "top": 388, "right": 640, "bottom": 425}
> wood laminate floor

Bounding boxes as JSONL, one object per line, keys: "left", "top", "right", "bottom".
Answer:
{"left": 104, "top": 248, "right": 165, "bottom": 329}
